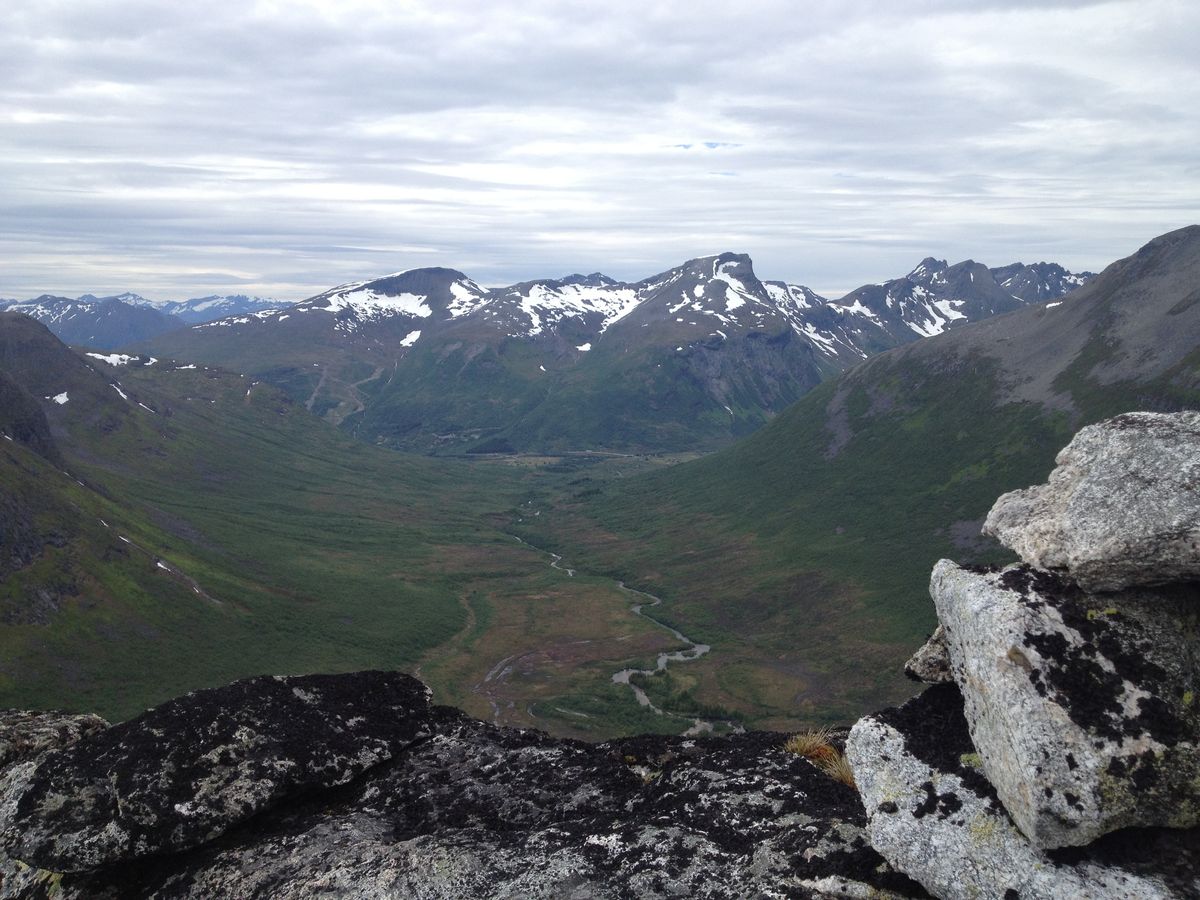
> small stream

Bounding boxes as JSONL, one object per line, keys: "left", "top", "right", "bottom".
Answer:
{"left": 511, "top": 534, "right": 723, "bottom": 735}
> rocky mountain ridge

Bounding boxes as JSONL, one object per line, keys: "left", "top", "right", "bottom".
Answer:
{"left": 182, "top": 253, "right": 1092, "bottom": 371}
{"left": 0, "top": 294, "right": 283, "bottom": 350}
{"left": 1, "top": 410, "right": 1196, "bottom": 898}
{"left": 141, "top": 251, "right": 1091, "bottom": 454}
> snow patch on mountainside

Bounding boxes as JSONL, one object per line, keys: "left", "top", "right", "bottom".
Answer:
{"left": 309, "top": 289, "right": 433, "bottom": 319}
{"left": 446, "top": 280, "right": 489, "bottom": 317}
{"left": 86, "top": 352, "right": 156, "bottom": 366}
{"left": 490, "top": 282, "right": 640, "bottom": 337}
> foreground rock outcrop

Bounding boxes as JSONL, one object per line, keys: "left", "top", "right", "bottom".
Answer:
{"left": 931, "top": 561, "right": 1200, "bottom": 848}
{"left": 983, "top": 410, "right": 1200, "bottom": 591}
{"left": 850, "top": 410, "right": 1200, "bottom": 898}
{"left": 1, "top": 672, "right": 435, "bottom": 873}
{"left": 848, "top": 685, "right": 1195, "bottom": 899}
{"left": 0, "top": 678, "right": 920, "bottom": 899}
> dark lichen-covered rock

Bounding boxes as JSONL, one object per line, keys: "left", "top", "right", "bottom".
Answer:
{"left": 983, "top": 411, "right": 1200, "bottom": 591}
{"left": 932, "top": 560, "right": 1200, "bottom": 848}
{"left": 847, "top": 684, "right": 1199, "bottom": 899}
{"left": 0, "top": 710, "right": 109, "bottom": 900}
{"left": 25, "top": 701, "right": 922, "bottom": 899}
{"left": 1, "top": 671, "right": 434, "bottom": 873}
{"left": 903, "top": 626, "right": 953, "bottom": 684}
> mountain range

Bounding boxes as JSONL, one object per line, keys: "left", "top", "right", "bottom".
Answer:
{"left": 0, "top": 293, "right": 281, "bottom": 350}
{"left": 139, "top": 255, "right": 1093, "bottom": 453}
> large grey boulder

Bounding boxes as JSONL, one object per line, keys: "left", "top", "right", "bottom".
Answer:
{"left": 983, "top": 411, "right": 1200, "bottom": 591}
{"left": 0, "top": 671, "right": 435, "bottom": 872}
{"left": 931, "top": 560, "right": 1200, "bottom": 848}
{"left": 847, "top": 683, "right": 1199, "bottom": 899}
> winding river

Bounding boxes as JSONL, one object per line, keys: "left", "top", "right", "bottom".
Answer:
{"left": 511, "top": 534, "right": 721, "bottom": 734}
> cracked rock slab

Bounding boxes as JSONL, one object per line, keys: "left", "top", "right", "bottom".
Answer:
{"left": 983, "top": 410, "right": 1200, "bottom": 591}
{"left": 847, "top": 684, "right": 1199, "bottom": 899}
{"left": 932, "top": 560, "right": 1200, "bottom": 848}
{"left": 1, "top": 671, "right": 433, "bottom": 872}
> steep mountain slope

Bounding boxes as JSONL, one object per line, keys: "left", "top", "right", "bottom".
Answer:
{"left": 519, "top": 225, "right": 1200, "bottom": 727}
{"left": 142, "top": 253, "right": 1090, "bottom": 454}
{"left": 0, "top": 314, "right": 538, "bottom": 720}
{"left": 353, "top": 254, "right": 831, "bottom": 452}
{"left": 142, "top": 256, "right": 830, "bottom": 452}
{"left": 0, "top": 296, "right": 181, "bottom": 349}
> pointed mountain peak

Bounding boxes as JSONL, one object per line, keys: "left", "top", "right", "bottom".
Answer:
{"left": 907, "top": 257, "right": 948, "bottom": 280}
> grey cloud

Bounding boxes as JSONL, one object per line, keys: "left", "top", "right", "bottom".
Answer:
{"left": 0, "top": 0, "right": 1196, "bottom": 300}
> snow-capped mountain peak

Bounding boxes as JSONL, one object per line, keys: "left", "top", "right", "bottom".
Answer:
{"left": 251, "top": 267, "right": 491, "bottom": 335}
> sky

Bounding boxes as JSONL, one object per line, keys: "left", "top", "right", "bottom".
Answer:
{"left": 1, "top": 0, "right": 1198, "bottom": 301}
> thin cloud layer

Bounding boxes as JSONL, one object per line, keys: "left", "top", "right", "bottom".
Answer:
{"left": 1, "top": 0, "right": 1197, "bottom": 300}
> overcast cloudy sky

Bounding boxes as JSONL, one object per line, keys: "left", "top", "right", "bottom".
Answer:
{"left": 2, "top": 0, "right": 1197, "bottom": 300}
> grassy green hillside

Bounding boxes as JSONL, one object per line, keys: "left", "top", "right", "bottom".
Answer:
{"left": 1, "top": 318, "right": 716, "bottom": 737}
{"left": 0, "top": 359, "right": 514, "bottom": 719}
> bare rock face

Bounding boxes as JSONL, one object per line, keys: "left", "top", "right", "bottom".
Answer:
{"left": 931, "top": 560, "right": 1200, "bottom": 848}
{"left": 1, "top": 671, "right": 434, "bottom": 873}
{"left": 983, "top": 411, "right": 1200, "bottom": 592}
{"left": 903, "top": 625, "right": 953, "bottom": 684}
{"left": 847, "top": 684, "right": 1199, "bottom": 899}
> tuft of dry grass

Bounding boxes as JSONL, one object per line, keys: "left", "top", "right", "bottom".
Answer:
{"left": 816, "top": 752, "right": 857, "bottom": 789}
{"left": 785, "top": 728, "right": 856, "bottom": 789}
{"left": 783, "top": 727, "right": 837, "bottom": 762}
